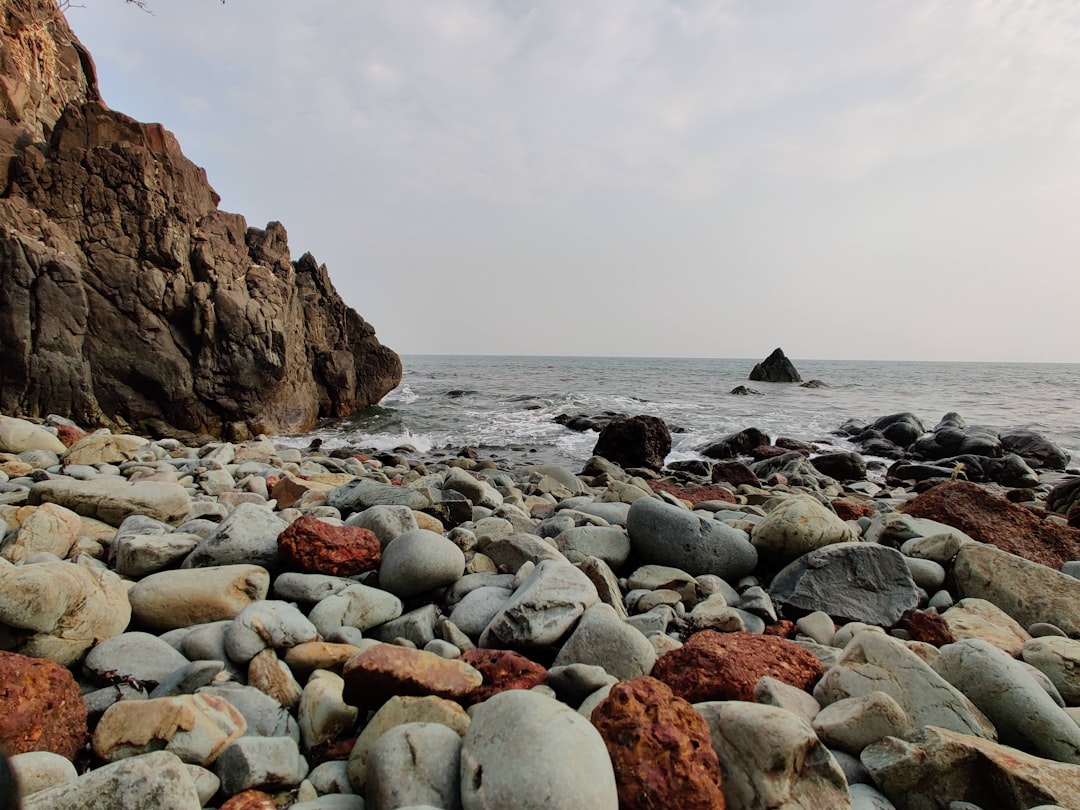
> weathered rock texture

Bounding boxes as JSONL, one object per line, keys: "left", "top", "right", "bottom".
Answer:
{"left": 749, "top": 347, "right": 802, "bottom": 383}
{"left": 0, "top": 1, "right": 400, "bottom": 441}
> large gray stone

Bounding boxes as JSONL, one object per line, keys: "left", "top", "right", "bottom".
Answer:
{"left": 551, "top": 603, "right": 656, "bottom": 681}
{"left": 22, "top": 750, "right": 201, "bottom": 810}
{"left": 128, "top": 565, "right": 269, "bottom": 632}
{"left": 366, "top": 722, "right": 461, "bottom": 810}
{"left": 378, "top": 529, "right": 466, "bottom": 599}
{"left": 0, "top": 416, "right": 66, "bottom": 454}
{"left": 480, "top": 559, "right": 599, "bottom": 649}
{"left": 83, "top": 631, "right": 190, "bottom": 687}
{"left": 343, "top": 504, "right": 419, "bottom": 547}
{"left": 626, "top": 496, "right": 757, "bottom": 579}
{"left": 554, "top": 525, "right": 631, "bottom": 568}
{"left": 770, "top": 542, "right": 919, "bottom": 626}
{"left": 751, "top": 494, "right": 858, "bottom": 562}
{"left": 182, "top": 502, "right": 288, "bottom": 571}
{"left": 223, "top": 600, "right": 318, "bottom": 664}
{"left": 307, "top": 582, "right": 404, "bottom": 637}
{"left": 459, "top": 690, "right": 617, "bottom": 810}
{"left": 327, "top": 478, "right": 432, "bottom": 515}
{"left": 1022, "top": 636, "right": 1080, "bottom": 705}
{"left": 213, "top": 736, "right": 309, "bottom": 795}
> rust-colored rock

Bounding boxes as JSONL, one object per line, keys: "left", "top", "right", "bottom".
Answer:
{"left": 593, "top": 415, "right": 672, "bottom": 471}
{"left": 651, "top": 631, "right": 823, "bottom": 703}
{"left": 307, "top": 737, "right": 356, "bottom": 768}
{"left": 648, "top": 481, "right": 736, "bottom": 506}
{"left": 459, "top": 648, "right": 547, "bottom": 704}
{"left": 591, "top": 676, "right": 725, "bottom": 810}
{"left": 219, "top": 790, "right": 278, "bottom": 810}
{"left": 902, "top": 481, "right": 1080, "bottom": 569}
{"left": 54, "top": 424, "right": 86, "bottom": 448}
{"left": 899, "top": 610, "right": 955, "bottom": 647}
{"left": 277, "top": 514, "right": 380, "bottom": 577}
{"left": 711, "top": 461, "right": 760, "bottom": 488}
{"left": 0, "top": 650, "right": 87, "bottom": 760}
{"left": 763, "top": 619, "right": 798, "bottom": 638}
{"left": 341, "top": 644, "right": 483, "bottom": 709}
{"left": 831, "top": 498, "right": 876, "bottom": 522}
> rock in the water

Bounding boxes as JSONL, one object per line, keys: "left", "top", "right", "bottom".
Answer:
{"left": 769, "top": 542, "right": 919, "bottom": 627}
{"left": 0, "top": 650, "right": 87, "bottom": 760}
{"left": 809, "top": 451, "right": 867, "bottom": 482}
{"left": 341, "top": 644, "right": 482, "bottom": 709}
{"left": 459, "top": 689, "right": 618, "bottom": 810}
{"left": 748, "top": 348, "right": 803, "bottom": 383}
{"left": 590, "top": 676, "right": 725, "bottom": 810}
{"left": 695, "top": 700, "right": 850, "bottom": 810}
{"left": 591, "top": 415, "right": 672, "bottom": 471}
{"left": 998, "top": 428, "right": 1071, "bottom": 470}
{"left": 276, "top": 514, "right": 381, "bottom": 577}
{"left": 626, "top": 496, "right": 757, "bottom": 579}
{"left": 698, "top": 427, "right": 770, "bottom": 460}
{"left": 862, "top": 725, "right": 1080, "bottom": 810}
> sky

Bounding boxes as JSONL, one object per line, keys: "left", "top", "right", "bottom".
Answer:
{"left": 65, "top": 1, "right": 1080, "bottom": 362}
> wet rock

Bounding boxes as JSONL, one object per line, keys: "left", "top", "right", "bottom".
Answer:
{"left": 810, "top": 451, "right": 868, "bottom": 482}
{"left": 998, "top": 428, "right": 1071, "bottom": 470}
{"left": 748, "top": 348, "right": 803, "bottom": 383}
{"left": 590, "top": 676, "right": 725, "bottom": 810}
{"left": 699, "top": 427, "right": 770, "bottom": 460}
{"left": 0, "top": 650, "right": 87, "bottom": 760}
{"left": 277, "top": 514, "right": 381, "bottom": 577}
{"left": 592, "top": 415, "right": 672, "bottom": 472}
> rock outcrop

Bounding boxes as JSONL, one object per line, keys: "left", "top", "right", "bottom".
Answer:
{"left": 748, "top": 347, "right": 802, "bottom": 383}
{"left": 0, "top": 0, "right": 401, "bottom": 440}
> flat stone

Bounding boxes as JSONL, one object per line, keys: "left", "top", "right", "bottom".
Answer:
{"left": 366, "top": 722, "right": 462, "bottom": 810}
{"left": 754, "top": 675, "right": 823, "bottom": 724}
{"left": 113, "top": 532, "right": 201, "bottom": 578}
{"left": 459, "top": 689, "right": 618, "bottom": 810}
{"left": 272, "top": 572, "right": 356, "bottom": 604}
{"left": 326, "top": 478, "right": 432, "bottom": 515}
{"left": 30, "top": 477, "right": 191, "bottom": 526}
{"left": 22, "top": 751, "right": 201, "bottom": 810}
{"left": 552, "top": 603, "right": 656, "bottom": 681}
{"left": 554, "top": 525, "right": 631, "bottom": 568}
{"left": 283, "top": 641, "right": 364, "bottom": 682}
{"left": 341, "top": 643, "right": 483, "bottom": 709}
{"left": 128, "top": 565, "right": 269, "bottom": 632}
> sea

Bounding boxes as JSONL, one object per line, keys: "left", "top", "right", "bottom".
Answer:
{"left": 279, "top": 356, "right": 1080, "bottom": 473}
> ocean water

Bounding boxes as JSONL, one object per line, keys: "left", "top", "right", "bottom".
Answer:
{"left": 280, "top": 355, "right": 1080, "bottom": 471}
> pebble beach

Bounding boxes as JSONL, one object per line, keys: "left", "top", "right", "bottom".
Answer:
{"left": 2, "top": 410, "right": 1080, "bottom": 810}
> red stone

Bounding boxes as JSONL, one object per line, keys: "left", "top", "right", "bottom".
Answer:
{"left": 54, "top": 424, "right": 86, "bottom": 448}
{"left": 277, "top": 514, "right": 381, "bottom": 577}
{"left": 751, "top": 444, "right": 792, "bottom": 460}
{"left": 710, "top": 461, "right": 760, "bottom": 488}
{"left": 651, "top": 630, "right": 823, "bottom": 703}
{"left": 648, "top": 481, "right": 736, "bottom": 506}
{"left": 459, "top": 648, "right": 547, "bottom": 704}
{"left": 763, "top": 619, "right": 798, "bottom": 638}
{"left": 0, "top": 650, "right": 87, "bottom": 760}
{"left": 307, "top": 737, "right": 356, "bottom": 767}
{"left": 902, "top": 481, "right": 1080, "bottom": 570}
{"left": 900, "top": 610, "right": 955, "bottom": 647}
{"left": 219, "top": 790, "right": 278, "bottom": 810}
{"left": 591, "top": 676, "right": 725, "bottom": 810}
{"left": 831, "top": 498, "right": 876, "bottom": 522}
{"left": 341, "top": 645, "right": 483, "bottom": 709}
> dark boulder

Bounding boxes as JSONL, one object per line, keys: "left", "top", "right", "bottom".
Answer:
{"left": 887, "top": 460, "right": 965, "bottom": 484}
{"left": 592, "top": 415, "right": 671, "bottom": 471}
{"left": 751, "top": 452, "right": 837, "bottom": 492}
{"left": 856, "top": 431, "right": 906, "bottom": 460}
{"left": 666, "top": 459, "right": 712, "bottom": 477}
{"left": 748, "top": 347, "right": 803, "bottom": 383}
{"left": 999, "top": 428, "right": 1071, "bottom": 470}
{"left": 868, "top": 413, "right": 926, "bottom": 448}
{"left": 775, "top": 437, "right": 816, "bottom": 454}
{"left": 710, "top": 460, "right": 760, "bottom": 488}
{"left": 698, "top": 427, "right": 769, "bottom": 460}
{"left": 730, "top": 385, "right": 762, "bottom": 395}
{"left": 809, "top": 451, "right": 868, "bottom": 482}
{"left": 930, "top": 453, "right": 1039, "bottom": 488}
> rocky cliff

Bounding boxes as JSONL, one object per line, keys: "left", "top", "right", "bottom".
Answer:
{"left": 0, "top": 0, "right": 401, "bottom": 441}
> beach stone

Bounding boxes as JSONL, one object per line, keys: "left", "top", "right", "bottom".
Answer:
{"left": 903, "top": 481, "right": 1080, "bottom": 569}
{"left": 460, "top": 689, "right": 618, "bottom": 810}
{"left": 444, "top": 466, "right": 503, "bottom": 509}
{"left": 903, "top": 557, "right": 946, "bottom": 592}
{"left": 999, "top": 428, "right": 1071, "bottom": 469}
{"left": 1022, "top": 636, "right": 1080, "bottom": 705}
{"left": 83, "top": 631, "right": 190, "bottom": 688}
{"left": 458, "top": 648, "right": 547, "bottom": 704}
{"left": 447, "top": 586, "right": 512, "bottom": 638}
{"left": 902, "top": 531, "right": 974, "bottom": 564}
{"left": 0, "top": 416, "right": 66, "bottom": 454}
{"left": 810, "top": 451, "right": 868, "bottom": 482}
{"left": 61, "top": 432, "right": 150, "bottom": 465}
{"left": 298, "top": 670, "right": 358, "bottom": 751}
{"left": 327, "top": 478, "right": 432, "bottom": 516}
{"left": 0, "top": 650, "right": 87, "bottom": 760}
{"left": 953, "top": 543, "right": 1080, "bottom": 637}
{"left": 214, "top": 735, "right": 309, "bottom": 795}
{"left": 0, "top": 556, "right": 130, "bottom": 665}
{"left": 941, "top": 598, "right": 1031, "bottom": 656}
{"left": 378, "top": 528, "right": 466, "bottom": 598}
{"left": 770, "top": 542, "right": 920, "bottom": 627}
{"left": 197, "top": 684, "right": 299, "bottom": 741}
{"left": 590, "top": 676, "right": 724, "bottom": 810}
{"left": 8, "top": 750, "right": 78, "bottom": 799}
{"left": 862, "top": 725, "right": 1080, "bottom": 810}
{"left": 628, "top": 564, "right": 697, "bottom": 598}
{"left": 1, "top": 502, "right": 81, "bottom": 563}
{"left": 128, "top": 565, "right": 269, "bottom": 632}
{"left": 343, "top": 504, "right": 418, "bottom": 548}
{"left": 626, "top": 495, "right": 757, "bottom": 579}
{"left": 813, "top": 630, "right": 996, "bottom": 739}
{"left": 22, "top": 750, "right": 202, "bottom": 810}
{"left": 652, "top": 630, "right": 823, "bottom": 703}
{"left": 477, "top": 531, "right": 565, "bottom": 571}
{"left": 114, "top": 532, "right": 202, "bottom": 578}
{"left": 341, "top": 643, "right": 482, "bottom": 710}
{"left": 546, "top": 664, "right": 617, "bottom": 705}
{"left": 592, "top": 414, "right": 672, "bottom": 471}
{"left": 224, "top": 600, "right": 318, "bottom": 664}
{"left": 92, "top": 693, "right": 246, "bottom": 766}
{"left": 269, "top": 473, "right": 335, "bottom": 509}
{"left": 365, "top": 604, "right": 442, "bottom": 648}
{"left": 812, "top": 691, "right": 910, "bottom": 755}
{"left": 480, "top": 558, "right": 599, "bottom": 649}
{"left": 750, "top": 494, "right": 858, "bottom": 562}
{"left": 695, "top": 700, "right": 850, "bottom": 810}
{"left": 554, "top": 525, "right": 631, "bottom": 567}
{"left": 796, "top": 611, "right": 838, "bottom": 646}
{"left": 217, "top": 790, "right": 277, "bottom": 810}
{"left": 753, "top": 675, "right": 822, "bottom": 724}
{"left": 552, "top": 603, "right": 656, "bottom": 681}
{"left": 29, "top": 477, "right": 191, "bottom": 526}
{"left": 934, "top": 638, "right": 1080, "bottom": 763}
{"left": 347, "top": 695, "right": 470, "bottom": 792}
{"left": 183, "top": 502, "right": 289, "bottom": 571}
{"left": 898, "top": 610, "right": 955, "bottom": 647}
{"left": 849, "top": 783, "right": 895, "bottom": 809}
{"left": 365, "top": 722, "right": 461, "bottom": 810}
{"left": 272, "top": 571, "right": 355, "bottom": 604}
{"left": 308, "top": 583, "right": 404, "bottom": 639}
{"left": 247, "top": 649, "right": 303, "bottom": 710}
{"left": 277, "top": 514, "right": 381, "bottom": 577}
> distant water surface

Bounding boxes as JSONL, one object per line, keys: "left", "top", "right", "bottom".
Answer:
{"left": 280, "top": 355, "right": 1080, "bottom": 470}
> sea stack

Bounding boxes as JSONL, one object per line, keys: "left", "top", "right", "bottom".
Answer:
{"left": 749, "top": 347, "right": 803, "bottom": 383}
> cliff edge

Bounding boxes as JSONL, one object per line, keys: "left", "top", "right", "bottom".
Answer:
{"left": 0, "top": 0, "right": 402, "bottom": 441}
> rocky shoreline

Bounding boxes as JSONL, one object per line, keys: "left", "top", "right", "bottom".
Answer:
{"left": 2, "top": 410, "right": 1080, "bottom": 810}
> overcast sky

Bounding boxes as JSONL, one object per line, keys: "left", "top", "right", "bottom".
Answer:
{"left": 67, "top": 1, "right": 1080, "bottom": 362}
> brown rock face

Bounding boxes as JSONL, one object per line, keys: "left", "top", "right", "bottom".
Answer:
{"left": 277, "top": 514, "right": 381, "bottom": 577}
{"left": 710, "top": 461, "right": 760, "bottom": 488}
{"left": 831, "top": 498, "right": 876, "bottom": 522}
{"left": 0, "top": 649, "right": 87, "bottom": 760}
{"left": 899, "top": 610, "right": 955, "bottom": 647}
{"left": 341, "top": 644, "right": 483, "bottom": 710}
{"left": 459, "top": 648, "right": 547, "bottom": 704}
{"left": 648, "top": 481, "right": 736, "bottom": 506}
{"left": 902, "top": 481, "right": 1080, "bottom": 569}
{"left": 592, "top": 415, "right": 672, "bottom": 471}
{"left": 0, "top": 1, "right": 401, "bottom": 440}
{"left": 651, "top": 630, "right": 824, "bottom": 703}
{"left": 591, "top": 676, "right": 725, "bottom": 810}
